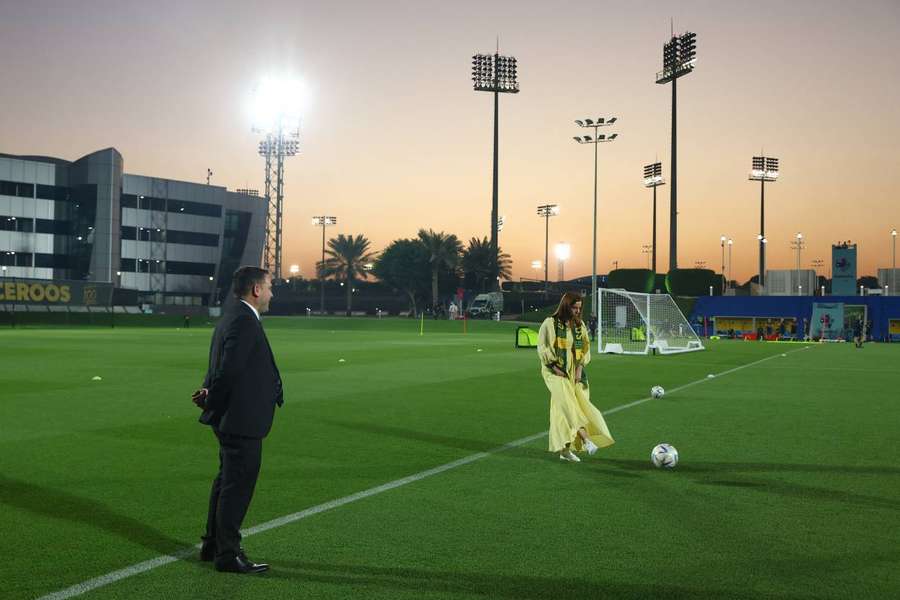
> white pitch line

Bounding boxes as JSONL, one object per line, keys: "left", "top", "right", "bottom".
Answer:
{"left": 36, "top": 345, "right": 810, "bottom": 600}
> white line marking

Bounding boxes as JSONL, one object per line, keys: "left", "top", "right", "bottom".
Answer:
{"left": 36, "top": 345, "right": 810, "bottom": 600}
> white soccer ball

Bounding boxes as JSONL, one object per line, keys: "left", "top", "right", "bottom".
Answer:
{"left": 650, "top": 385, "right": 665, "bottom": 399}
{"left": 650, "top": 443, "right": 679, "bottom": 469}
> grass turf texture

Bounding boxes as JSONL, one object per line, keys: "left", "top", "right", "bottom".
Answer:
{"left": 1, "top": 318, "right": 898, "bottom": 599}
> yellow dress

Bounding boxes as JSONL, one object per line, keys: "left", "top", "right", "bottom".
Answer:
{"left": 537, "top": 317, "right": 615, "bottom": 454}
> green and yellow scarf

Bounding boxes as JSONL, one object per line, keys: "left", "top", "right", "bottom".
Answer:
{"left": 551, "top": 318, "right": 589, "bottom": 386}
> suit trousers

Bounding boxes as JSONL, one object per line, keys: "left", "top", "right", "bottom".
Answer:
{"left": 203, "top": 428, "right": 262, "bottom": 562}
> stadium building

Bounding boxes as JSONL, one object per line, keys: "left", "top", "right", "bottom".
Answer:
{"left": 0, "top": 148, "right": 265, "bottom": 308}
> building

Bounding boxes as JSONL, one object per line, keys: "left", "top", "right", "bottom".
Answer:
{"left": 764, "top": 269, "right": 817, "bottom": 296}
{"left": 0, "top": 148, "right": 265, "bottom": 307}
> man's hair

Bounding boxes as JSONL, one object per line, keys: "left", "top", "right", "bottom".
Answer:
{"left": 232, "top": 266, "right": 270, "bottom": 298}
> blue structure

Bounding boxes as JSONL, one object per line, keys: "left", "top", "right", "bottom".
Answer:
{"left": 691, "top": 296, "right": 900, "bottom": 341}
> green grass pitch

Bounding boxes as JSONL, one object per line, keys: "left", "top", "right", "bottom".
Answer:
{"left": 1, "top": 318, "right": 898, "bottom": 599}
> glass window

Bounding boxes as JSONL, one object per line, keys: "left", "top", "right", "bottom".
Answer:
{"left": 120, "top": 258, "right": 136, "bottom": 272}
{"left": 120, "top": 226, "right": 136, "bottom": 240}
{"left": 121, "top": 194, "right": 137, "bottom": 208}
{"left": 15, "top": 253, "right": 33, "bottom": 267}
{"left": 167, "top": 229, "right": 220, "bottom": 247}
{"left": 166, "top": 260, "right": 216, "bottom": 276}
{"left": 0, "top": 181, "right": 16, "bottom": 196}
{"left": 16, "top": 183, "right": 34, "bottom": 198}
{"left": 15, "top": 218, "right": 34, "bottom": 233}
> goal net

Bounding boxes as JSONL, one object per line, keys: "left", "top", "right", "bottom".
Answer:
{"left": 597, "top": 289, "right": 704, "bottom": 355}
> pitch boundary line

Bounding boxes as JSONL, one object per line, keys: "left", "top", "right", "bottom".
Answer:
{"left": 36, "top": 345, "right": 810, "bottom": 600}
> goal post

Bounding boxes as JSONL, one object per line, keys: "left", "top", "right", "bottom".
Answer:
{"left": 597, "top": 289, "right": 704, "bottom": 355}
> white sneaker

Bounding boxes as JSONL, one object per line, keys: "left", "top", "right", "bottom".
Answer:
{"left": 559, "top": 450, "right": 581, "bottom": 462}
{"left": 584, "top": 439, "right": 599, "bottom": 456}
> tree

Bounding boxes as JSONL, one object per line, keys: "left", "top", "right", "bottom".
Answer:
{"left": 461, "top": 237, "right": 512, "bottom": 292}
{"left": 417, "top": 229, "right": 462, "bottom": 309}
{"left": 372, "top": 239, "right": 430, "bottom": 316}
{"left": 318, "top": 234, "right": 375, "bottom": 316}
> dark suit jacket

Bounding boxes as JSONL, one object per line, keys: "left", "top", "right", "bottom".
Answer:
{"left": 199, "top": 300, "right": 283, "bottom": 438}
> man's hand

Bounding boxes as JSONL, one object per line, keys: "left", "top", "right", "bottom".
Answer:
{"left": 574, "top": 366, "right": 583, "bottom": 382}
{"left": 191, "top": 388, "right": 209, "bottom": 409}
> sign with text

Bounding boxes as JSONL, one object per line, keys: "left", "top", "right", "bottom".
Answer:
{"left": 0, "top": 278, "right": 113, "bottom": 306}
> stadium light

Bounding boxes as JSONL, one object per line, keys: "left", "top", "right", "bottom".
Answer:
{"left": 531, "top": 260, "right": 542, "bottom": 270}
{"left": 289, "top": 264, "right": 300, "bottom": 276}
{"left": 252, "top": 76, "right": 310, "bottom": 280}
{"left": 656, "top": 30, "right": 697, "bottom": 271}
{"left": 750, "top": 156, "right": 779, "bottom": 291}
{"left": 574, "top": 116, "right": 618, "bottom": 318}
{"left": 537, "top": 204, "right": 559, "bottom": 291}
{"left": 555, "top": 242, "right": 571, "bottom": 282}
{"left": 312, "top": 216, "right": 337, "bottom": 315}
{"left": 473, "top": 48, "right": 519, "bottom": 290}
{"left": 643, "top": 162, "right": 665, "bottom": 274}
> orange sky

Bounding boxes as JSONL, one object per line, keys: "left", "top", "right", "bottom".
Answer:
{"left": 2, "top": 0, "right": 899, "bottom": 283}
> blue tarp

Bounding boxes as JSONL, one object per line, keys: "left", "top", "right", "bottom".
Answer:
{"left": 690, "top": 296, "right": 900, "bottom": 340}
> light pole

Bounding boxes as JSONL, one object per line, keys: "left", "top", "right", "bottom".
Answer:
{"left": 749, "top": 156, "right": 779, "bottom": 291}
{"left": 790, "top": 232, "right": 805, "bottom": 295}
{"left": 892, "top": 228, "right": 897, "bottom": 296}
{"left": 720, "top": 235, "right": 727, "bottom": 294}
{"left": 472, "top": 47, "right": 519, "bottom": 291}
{"left": 555, "top": 243, "right": 571, "bottom": 282}
{"left": 574, "top": 117, "right": 618, "bottom": 318}
{"left": 643, "top": 162, "right": 665, "bottom": 274}
{"left": 642, "top": 244, "right": 652, "bottom": 269}
{"left": 537, "top": 204, "right": 559, "bottom": 291}
{"left": 727, "top": 238, "right": 733, "bottom": 291}
{"left": 811, "top": 259, "right": 824, "bottom": 295}
{"left": 252, "top": 77, "right": 307, "bottom": 280}
{"left": 312, "top": 216, "right": 337, "bottom": 315}
{"left": 656, "top": 30, "right": 697, "bottom": 271}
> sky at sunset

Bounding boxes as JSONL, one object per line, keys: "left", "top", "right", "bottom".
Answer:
{"left": 2, "top": 0, "right": 899, "bottom": 283}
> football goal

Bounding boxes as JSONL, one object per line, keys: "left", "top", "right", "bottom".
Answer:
{"left": 597, "top": 289, "right": 704, "bottom": 355}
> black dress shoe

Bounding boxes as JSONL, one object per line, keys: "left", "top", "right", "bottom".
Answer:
{"left": 200, "top": 543, "right": 216, "bottom": 562}
{"left": 215, "top": 554, "right": 269, "bottom": 574}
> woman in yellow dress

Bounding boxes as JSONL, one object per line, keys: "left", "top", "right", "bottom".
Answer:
{"left": 537, "top": 292, "right": 615, "bottom": 462}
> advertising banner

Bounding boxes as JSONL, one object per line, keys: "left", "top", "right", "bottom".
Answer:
{"left": 0, "top": 278, "right": 113, "bottom": 306}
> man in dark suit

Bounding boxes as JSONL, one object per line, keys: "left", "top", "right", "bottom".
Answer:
{"left": 191, "top": 266, "right": 283, "bottom": 574}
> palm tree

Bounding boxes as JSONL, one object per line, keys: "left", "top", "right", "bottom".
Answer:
{"left": 318, "top": 234, "right": 375, "bottom": 316}
{"left": 417, "top": 229, "right": 462, "bottom": 310}
{"left": 461, "top": 236, "right": 512, "bottom": 292}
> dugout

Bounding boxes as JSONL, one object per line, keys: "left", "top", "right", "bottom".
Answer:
{"left": 690, "top": 296, "right": 900, "bottom": 341}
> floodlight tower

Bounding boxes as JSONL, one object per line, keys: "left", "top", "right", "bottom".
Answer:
{"left": 252, "top": 78, "right": 305, "bottom": 280}
{"left": 472, "top": 46, "right": 519, "bottom": 290}
{"left": 892, "top": 228, "right": 897, "bottom": 296}
{"left": 791, "top": 232, "right": 805, "bottom": 295}
{"left": 537, "top": 204, "right": 559, "bottom": 291}
{"left": 643, "top": 162, "right": 665, "bottom": 273}
{"left": 749, "top": 156, "right": 779, "bottom": 289}
{"left": 655, "top": 30, "right": 697, "bottom": 271}
{"left": 313, "top": 216, "right": 337, "bottom": 315}
{"left": 574, "top": 117, "right": 618, "bottom": 318}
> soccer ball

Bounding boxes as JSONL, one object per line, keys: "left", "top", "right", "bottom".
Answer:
{"left": 650, "top": 385, "right": 665, "bottom": 399}
{"left": 650, "top": 443, "right": 679, "bottom": 469}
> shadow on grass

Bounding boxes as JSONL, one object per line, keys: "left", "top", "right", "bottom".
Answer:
{"left": 0, "top": 475, "right": 189, "bottom": 555}
{"left": 602, "top": 459, "right": 900, "bottom": 511}
{"left": 329, "top": 420, "right": 546, "bottom": 460}
{"left": 266, "top": 560, "right": 794, "bottom": 600}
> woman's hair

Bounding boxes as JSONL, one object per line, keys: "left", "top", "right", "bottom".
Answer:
{"left": 551, "top": 291, "right": 584, "bottom": 325}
